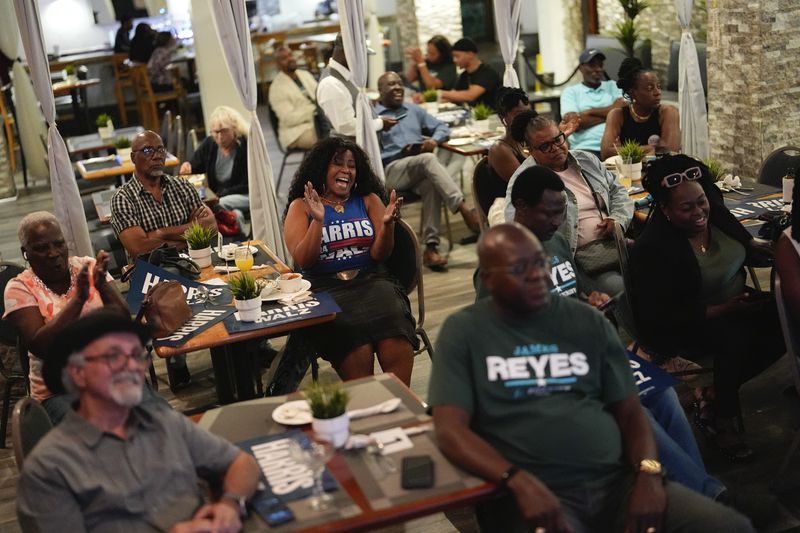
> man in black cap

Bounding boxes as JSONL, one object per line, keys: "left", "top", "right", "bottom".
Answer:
{"left": 17, "top": 309, "right": 260, "bottom": 533}
{"left": 559, "top": 48, "right": 627, "bottom": 157}
{"left": 439, "top": 37, "right": 501, "bottom": 109}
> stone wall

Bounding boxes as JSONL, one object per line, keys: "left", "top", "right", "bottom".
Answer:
{"left": 395, "top": 0, "right": 463, "bottom": 56}
{"left": 597, "top": 0, "right": 708, "bottom": 78}
{"left": 707, "top": 0, "right": 800, "bottom": 178}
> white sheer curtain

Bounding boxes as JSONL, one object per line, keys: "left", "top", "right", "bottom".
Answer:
{"left": 674, "top": 0, "right": 709, "bottom": 159}
{"left": 0, "top": 0, "right": 17, "bottom": 199}
{"left": 0, "top": 0, "right": 47, "bottom": 183}
{"left": 209, "top": 0, "right": 289, "bottom": 262}
{"left": 13, "top": 0, "right": 93, "bottom": 256}
{"left": 493, "top": 0, "right": 522, "bottom": 88}
{"left": 338, "top": 0, "right": 385, "bottom": 181}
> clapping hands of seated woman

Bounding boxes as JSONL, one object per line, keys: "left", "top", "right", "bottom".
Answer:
{"left": 382, "top": 190, "right": 403, "bottom": 226}
{"left": 302, "top": 181, "right": 326, "bottom": 222}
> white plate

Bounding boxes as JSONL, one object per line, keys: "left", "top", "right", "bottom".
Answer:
{"left": 447, "top": 138, "right": 475, "bottom": 146}
{"left": 215, "top": 245, "right": 259, "bottom": 261}
{"left": 261, "top": 279, "right": 312, "bottom": 301}
{"left": 272, "top": 400, "right": 312, "bottom": 425}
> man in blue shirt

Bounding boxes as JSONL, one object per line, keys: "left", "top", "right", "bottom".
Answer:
{"left": 376, "top": 71, "right": 479, "bottom": 270}
{"left": 560, "top": 49, "right": 627, "bottom": 157}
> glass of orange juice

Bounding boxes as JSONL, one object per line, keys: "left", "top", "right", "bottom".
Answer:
{"left": 234, "top": 246, "right": 254, "bottom": 272}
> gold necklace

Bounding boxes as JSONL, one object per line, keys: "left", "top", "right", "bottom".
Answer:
{"left": 690, "top": 232, "right": 709, "bottom": 254}
{"left": 629, "top": 103, "right": 655, "bottom": 122}
{"left": 322, "top": 196, "right": 349, "bottom": 213}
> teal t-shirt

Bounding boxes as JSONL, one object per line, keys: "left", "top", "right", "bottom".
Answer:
{"left": 560, "top": 80, "right": 622, "bottom": 152}
{"left": 429, "top": 295, "right": 637, "bottom": 488}
{"left": 474, "top": 233, "right": 579, "bottom": 300}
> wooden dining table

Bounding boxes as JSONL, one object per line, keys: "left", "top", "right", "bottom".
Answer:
{"left": 75, "top": 153, "right": 180, "bottom": 183}
{"left": 66, "top": 126, "right": 144, "bottom": 158}
{"left": 198, "top": 373, "right": 497, "bottom": 532}
{"left": 152, "top": 241, "right": 338, "bottom": 404}
{"left": 52, "top": 77, "right": 101, "bottom": 133}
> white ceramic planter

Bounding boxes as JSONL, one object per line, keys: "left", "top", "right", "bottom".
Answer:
{"left": 98, "top": 123, "right": 115, "bottom": 139}
{"left": 188, "top": 246, "right": 212, "bottom": 268}
{"left": 472, "top": 119, "right": 490, "bottom": 133}
{"left": 312, "top": 413, "right": 349, "bottom": 448}
{"left": 234, "top": 296, "right": 263, "bottom": 322}
{"left": 116, "top": 147, "right": 132, "bottom": 161}
{"left": 619, "top": 161, "right": 643, "bottom": 182}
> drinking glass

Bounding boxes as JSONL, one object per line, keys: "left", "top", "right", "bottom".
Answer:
{"left": 289, "top": 439, "right": 335, "bottom": 511}
{"left": 234, "top": 246, "right": 254, "bottom": 272}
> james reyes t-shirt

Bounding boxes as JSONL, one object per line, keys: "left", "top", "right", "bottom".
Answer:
{"left": 429, "top": 295, "right": 636, "bottom": 488}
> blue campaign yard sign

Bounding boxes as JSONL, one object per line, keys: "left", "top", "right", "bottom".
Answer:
{"left": 628, "top": 352, "right": 679, "bottom": 398}
{"left": 223, "top": 291, "right": 341, "bottom": 333}
{"left": 126, "top": 260, "right": 232, "bottom": 313}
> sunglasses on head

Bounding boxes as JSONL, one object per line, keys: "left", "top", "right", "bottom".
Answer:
{"left": 660, "top": 166, "right": 702, "bottom": 188}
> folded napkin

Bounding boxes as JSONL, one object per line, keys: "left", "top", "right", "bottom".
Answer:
{"left": 278, "top": 290, "right": 312, "bottom": 305}
{"left": 212, "top": 264, "right": 272, "bottom": 273}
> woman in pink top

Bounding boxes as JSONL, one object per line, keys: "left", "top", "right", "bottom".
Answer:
{"left": 3, "top": 212, "right": 129, "bottom": 423}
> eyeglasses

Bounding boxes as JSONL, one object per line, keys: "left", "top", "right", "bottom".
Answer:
{"left": 84, "top": 349, "right": 150, "bottom": 372}
{"left": 486, "top": 256, "right": 550, "bottom": 277}
{"left": 660, "top": 166, "right": 702, "bottom": 189}
{"left": 134, "top": 146, "right": 167, "bottom": 157}
{"left": 531, "top": 132, "right": 566, "bottom": 153}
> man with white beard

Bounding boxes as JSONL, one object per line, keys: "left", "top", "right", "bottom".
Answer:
{"left": 16, "top": 309, "right": 260, "bottom": 533}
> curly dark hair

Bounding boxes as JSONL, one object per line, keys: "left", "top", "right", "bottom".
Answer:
{"left": 427, "top": 35, "right": 453, "bottom": 64}
{"left": 616, "top": 57, "right": 652, "bottom": 100}
{"left": 283, "top": 137, "right": 386, "bottom": 221}
{"left": 642, "top": 153, "right": 715, "bottom": 206}
{"left": 495, "top": 87, "right": 530, "bottom": 119}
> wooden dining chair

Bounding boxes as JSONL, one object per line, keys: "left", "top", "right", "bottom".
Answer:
{"left": 111, "top": 54, "right": 136, "bottom": 126}
{"left": 129, "top": 64, "right": 179, "bottom": 131}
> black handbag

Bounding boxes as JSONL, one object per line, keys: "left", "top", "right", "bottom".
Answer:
{"left": 121, "top": 243, "right": 201, "bottom": 282}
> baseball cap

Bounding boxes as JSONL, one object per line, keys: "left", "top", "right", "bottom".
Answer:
{"left": 579, "top": 49, "right": 606, "bottom": 64}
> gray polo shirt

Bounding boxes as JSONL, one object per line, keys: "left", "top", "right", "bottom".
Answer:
{"left": 17, "top": 403, "right": 240, "bottom": 533}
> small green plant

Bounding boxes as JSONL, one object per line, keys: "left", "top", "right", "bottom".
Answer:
{"left": 183, "top": 222, "right": 217, "bottom": 250}
{"left": 228, "top": 272, "right": 265, "bottom": 300}
{"left": 617, "top": 139, "right": 646, "bottom": 163}
{"left": 114, "top": 136, "right": 131, "bottom": 149}
{"left": 305, "top": 381, "right": 349, "bottom": 419}
{"left": 471, "top": 103, "right": 492, "bottom": 121}
{"left": 702, "top": 158, "right": 727, "bottom": 181}
{"left": 422, "top": 89, "right": 438, "bottom": 103}
{"left": 64, "top": 64, "right": 76, "bottom": 75}
{"left": 612, "top": 19, "right": 639, "bottom": 58}
{"left": 95, "top": 113, "right": 112, "bottom": 128}
{"left": 619, "top": 0, "right": 650, "bottom": 20}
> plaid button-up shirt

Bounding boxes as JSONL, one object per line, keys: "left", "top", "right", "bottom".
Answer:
{"left": 111, "top": 174, "right": 203, "bottom": 236}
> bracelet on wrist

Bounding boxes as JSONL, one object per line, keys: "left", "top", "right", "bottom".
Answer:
{"left": 417, "top": 62, "right": 427, "bottom": 69}
{"left": 499, "top": 465, "right": 521, "bottom": 488}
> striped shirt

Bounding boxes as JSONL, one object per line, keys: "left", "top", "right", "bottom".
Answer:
{"left": 111, "top": 174, "right": 203, "bottom": 236}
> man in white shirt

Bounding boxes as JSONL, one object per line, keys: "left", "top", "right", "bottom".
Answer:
{"left": 316, "top": 34, "right": 397, "bottom": 139}
{"left": 269, "top": 46, "right": 319, "bottom": 150}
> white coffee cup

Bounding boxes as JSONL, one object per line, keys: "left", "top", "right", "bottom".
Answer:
{"left": 278, "top": 273, "right": 303, "bottom": 293}
{"left": 783, "top": 177, "right": 794, "bottom": 204}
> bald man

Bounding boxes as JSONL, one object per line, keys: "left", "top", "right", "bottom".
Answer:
{"left": 429, "top": 224, "right": 753, "bottom": 533}
{"left": 111, "top": 130, "right": 216, "bottom": 259}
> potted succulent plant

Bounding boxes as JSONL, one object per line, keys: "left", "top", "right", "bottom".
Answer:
{"left": 421, "top": 88, "right": 439, "bottom": 113}
{"left": 616, "top": 140, "right": 646, "bottom": 182}
{"left": 471, "top": 103, "right": 493, "bottom": 132}
{"left": 703, "top": 158, "right": 727, "bottom": 182}
{"left": 183, "top": 222, "right": 217, "bottom": 268}
{"left": 305, "top": 381, "right": 350, "bottom": 447}
{"left": 96, "top": 113, "right": 114, "bottom": 138}
{"left": 228, "top": 272, "right": 266, "bottom": 322}
{"left": 114, "top": 136, "right": 132, "bottom": 161}
{"left": 63, "top": 64, "right": 78, "bottom": 83}
{"left": 612, "top": 0, "right": 650, "bottom": 58}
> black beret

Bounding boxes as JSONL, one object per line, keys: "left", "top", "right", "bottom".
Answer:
{"left": 452, "top": 37, "right": 478, "bottom": 53}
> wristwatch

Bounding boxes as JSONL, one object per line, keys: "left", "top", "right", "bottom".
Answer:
{"left": 221, "top": 492, "right": 248, "bottom": 517}
{"left": 637, "top": 459, "right": 663, "bottom": 476}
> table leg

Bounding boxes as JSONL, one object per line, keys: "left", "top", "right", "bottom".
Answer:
{"left": 69, "top": 88, "right": 83, "bottom": 131}
{"left": 231, "top": 341, "right": 258, "bottom": 402}
{"left": 79, "top": 87, "right": 90, "bottom": 133}
{"left": 210, "top": 346, "right": 235, "bottom": 404}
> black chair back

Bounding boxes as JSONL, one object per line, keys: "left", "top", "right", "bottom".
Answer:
{"left": 472, "top": 157, "right": 496, "bottom": 228}
{"left": 757, "top": 146, "right": 800, "bottom": 187}
{"left": 185, "top": 128, "right": 198, "bottom": 162}
{"left": 384, "top": 219, "right": 420, "bottom": 295}
{"left": 160, "top": 110, "right": 173, "bottom": 151}
{"left": 0, "top": 262, "right": 25, "bottom": 346}
{"left": 12, "top": 398, "right": 52, "bottom": 467}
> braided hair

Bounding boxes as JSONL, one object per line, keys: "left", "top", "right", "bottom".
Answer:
{"left": 495, "top": 87, "right": 530, "bottom": 120}
{"left": 616, "top": 57, "right": 651, "bottom": 100}
{"left": 283, "top": 137, "right": 386, "bottom": 221}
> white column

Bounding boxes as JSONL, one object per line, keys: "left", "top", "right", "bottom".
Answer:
{"left": 535, "top": 1, "right": 573, "bottom": 84}
{"left": 191, "top": 0, "right": 250, "bottom": 132}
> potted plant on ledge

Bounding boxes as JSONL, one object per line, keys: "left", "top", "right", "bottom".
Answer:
{"left": 114, "top": 136, "right": 132, "bottom": 161}
{"left": 471, "top": 103, "right": 492, "bottom": 133}
{"left": 306, "top": 381, "right": 350, "bottom": 447}
{"left": 96, "top": 113, "right": 114, "bottom": 139}
{"left": 183, "top": 222, "right": 217, "bottom": 268}
{"left": 63, "top": 64, "right": 78, "bottom": 84}
{"left": 617, "top": 140, "right": 646, "bottom": 183}
{"left": 229, "top": 272, "right": 265, "bottom": 322}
